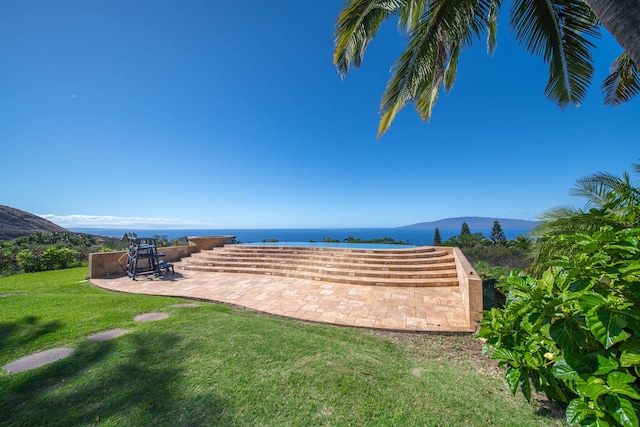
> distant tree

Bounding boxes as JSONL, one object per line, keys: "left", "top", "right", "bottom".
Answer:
{"left": 460, "top": 222, "right": 471, "bottom": 236}
{"left": 511, "top": 234, "right": 532, "bottom": 250}
{"left": 443, "top": 232, "right": 488, "bottom": 249}
{"left": 490, "top": 221, "right": 507, "bottom": 245}
{"left": 433, "top": 227, "right": 442, "bottom": 246}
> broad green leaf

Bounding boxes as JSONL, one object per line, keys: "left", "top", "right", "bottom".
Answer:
{"left": 620, "top": 340, "right": 640, "bottom": 367}
{"left": 566, "top": 352, "right": 597, "bottom": 375}
{"left": 552, "top": 359, "right": 579, "bottom": 380}
{"left": 520, "top": 376, "right": 532, "bottom": 402}
{"left": 506, "top": 366, "right": 522, "bottom": 395}
{"left": 594, "top": 353, "right": 620, "bottom": 376}
{"left": 524, "top": 350, "right": 541, "bottom": 369}
{"left": 491, "top": 348, "right": 518, "bottom": 365}
{"left": 581, "top": 376, "right": 608, "bottom": 400}
{"left": 550, "top": 317, "right": 589, "bottom": 352}
{"left": 607, "top": 371, "right": 640, "bottom": 399}
{"left": 586, "top": 309, "right": 632, "bottom": 349}
{"left": 569, "top": 277, "right": 594, "bottom": 292}
{"left": 566, "top": 398, "right": 596, "bottom": 425}
{"left": 520, "top": 315, "right": 534, "bottom": 335}
{"left": 579, "top": 293, "right": 607, "bottom": 313}
{"left": 542, "top": 269, "right": 555, "bottom": 288}
{"left": 604, "top": 394, "right": 639, "bottom": 427}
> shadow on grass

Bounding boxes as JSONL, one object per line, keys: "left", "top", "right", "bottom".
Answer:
{"left": 534, "top": 398, "right": 567, "bottom": 420}
{"left": 0, "top": 316, "right": 64, "bottom": 352}
{"left": 1, "top": 331, "right": 230, "bottom": 426}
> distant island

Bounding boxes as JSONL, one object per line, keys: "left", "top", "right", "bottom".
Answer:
{"left": 399, "top": 216, "right": 540, "bottom": 229}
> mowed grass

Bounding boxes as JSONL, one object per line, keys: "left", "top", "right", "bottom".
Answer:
{"left": 0, "top": 268, "right": 566, "bottom": 426}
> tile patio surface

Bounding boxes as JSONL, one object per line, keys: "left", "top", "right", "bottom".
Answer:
{"left": 90, "top": 262, "right": 474, "bottom": 333}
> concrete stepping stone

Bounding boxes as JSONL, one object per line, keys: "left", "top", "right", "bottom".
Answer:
{"left": 170, "top": 303, "right": 201, "bottom": 308}
{"left": 87, "top": 329, "right": 130, "bottom": 341}
{"left": 2, "top": 348, "right": 75, "bottom": 374}
{"left": 134, "top": 312, "right": 169, "bottom": 322}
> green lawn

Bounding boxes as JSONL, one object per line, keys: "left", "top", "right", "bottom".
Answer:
{"left": 0, "top": 268, "right": 566, "bottom": 426}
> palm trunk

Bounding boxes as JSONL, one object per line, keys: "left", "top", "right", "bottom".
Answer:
{"left": 583, "top": 0, "right": 640, "bottom": 66}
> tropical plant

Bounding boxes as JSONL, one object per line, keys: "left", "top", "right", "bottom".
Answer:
{"left": 479, "top": 226, "right": 640, "bottom": 426}
{"left": 529, "top": 164, "right": 640, "bottom": 275}
{"left": 333, "top": 0, "right": 639, "bottom": 137}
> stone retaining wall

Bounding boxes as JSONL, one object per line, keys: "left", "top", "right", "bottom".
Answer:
{"left": 88, "top": 236, "right": 235, "bottom": 279}
{"left": 187, "top": 236, "right": 236, "bottom": 251}
{"left": 451, "top": 247, "right": 483, "bottom": 328}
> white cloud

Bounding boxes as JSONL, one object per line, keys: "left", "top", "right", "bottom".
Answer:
{"left": 38, "top": 214, "right": 209, "bottom": 229}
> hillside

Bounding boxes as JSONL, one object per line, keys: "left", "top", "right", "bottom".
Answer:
{"left": 399, "top": 216, "right": 539, "bottom": 229}
{"left": 0, "top": 205, "right": 70, "bottom": 241}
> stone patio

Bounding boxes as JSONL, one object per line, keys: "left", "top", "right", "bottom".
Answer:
{"left": 91, "top": 261, "right": 474, "bottom": 333}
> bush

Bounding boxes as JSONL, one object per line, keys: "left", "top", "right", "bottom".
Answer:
{"left": 473, "top": 261, "right": 511, "bottom": 309}
{"left": 479, "top": 227, "right": 640, "bottom": 426}
{"left": 41, "top": 246, "right": 78, "bottom": 270}
{"left": 16, "top": 249, "right": 40, "bottom": 273}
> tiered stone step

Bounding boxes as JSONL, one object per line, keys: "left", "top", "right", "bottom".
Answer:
{"left": 179, "top": 245, "right": 459, "bottom": 287}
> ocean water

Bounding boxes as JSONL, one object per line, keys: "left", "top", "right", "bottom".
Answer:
{"left": 69, "top": 227, "right": 534, "bottom": 246}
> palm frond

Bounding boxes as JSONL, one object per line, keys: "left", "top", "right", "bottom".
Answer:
{"left": 398, "top": 0, "right": 427, "bottom": 32}
{"left": 333, "top": 0, "right": 416, "bottom": 78}
{"left": 444, "top": 43, "right": 461, "bottom": 90}
{"left": 602, "top": 51, "right": 640, "bottom": 106}
{"left": 570, "top": 171, "right": 630, "bottom": 206}
{"left": 333, "top": 0, "right": 399, "bottom": 78}
{"left": 377, "top": 0, "right": 493, "bottom": 136}
{"left": 487, "top": 0, "right": 501, "bottom": 55}
{"left": 510, "top": 0, "right": 599, "bottom": 107}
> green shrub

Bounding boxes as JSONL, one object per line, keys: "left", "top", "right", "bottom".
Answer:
{"left": 16, "top": 249, "right": 40, "bottom": 273}
{"left": 41, "top": 246, "right": 78, "bottom": 270}
{"left": 479, "top": 226, "right": 640, "bottom": 426}
{"left": 474, "top": 261, "right": 511, "bottom": 309}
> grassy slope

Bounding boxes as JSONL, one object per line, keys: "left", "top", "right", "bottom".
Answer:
{"left": 0, "top": 268, "right": 565, "bottom": 426}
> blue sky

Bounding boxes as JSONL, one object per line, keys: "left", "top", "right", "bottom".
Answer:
{"left": 1, "top": 1, "right": 637, "bottom": 229}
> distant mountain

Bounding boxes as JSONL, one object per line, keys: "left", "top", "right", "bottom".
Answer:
{"left": 399, "top": 216, "right": 540, "bottom": 229}
{"left": 0, "top": 205, "right": 69, "bottom": 241}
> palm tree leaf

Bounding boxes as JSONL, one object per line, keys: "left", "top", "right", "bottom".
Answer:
{"left": 509, "top": 0, "right": 599, "bottom": 108}
{"left": 334, "top": 0, "right": 423, "bottom": 78}
{"left": 444, "top": 43, "right": 461, "bottom": 91}
{"left": 333, "top": 0, "right": 403, "bottom": 78}
{"left": 398, "top": 0, "right": 427, "bottom": 32}
{"left": 377, "top": 0, "right": 493, "bottom": 136}
{"left": 602, "top": 51, "right": 640, "bottom": 106}
{"left": 487, "top": 0, "right": 501, "bottom": 55}
{"left": 571, "top": 171, "right": 633, "bottom": 206}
